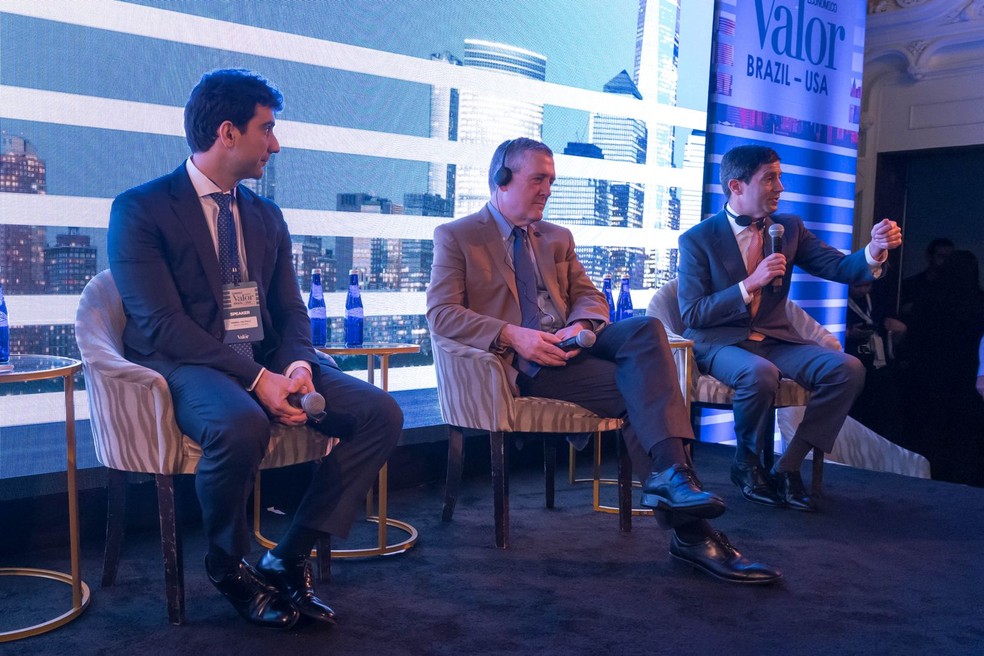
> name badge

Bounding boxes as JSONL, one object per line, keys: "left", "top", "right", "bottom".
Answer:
{"left": 222, "top": 282, "right": 264, "bottom": 344}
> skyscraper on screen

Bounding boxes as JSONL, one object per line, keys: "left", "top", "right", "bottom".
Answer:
{"left": 452, "top": 39, "right": 547, "bottom": 217}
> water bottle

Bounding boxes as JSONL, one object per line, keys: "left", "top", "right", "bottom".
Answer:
{"left": 602, "top": 273, "right": 616, "bottom": 324}
{"left": 344, "top": 269, "right": 364, "bottom": 346}
{"left": 615, "top": 273, "right": 633, "bottom": 322}
{"left": 0, "top": 276, "right": 9, "bottom": 363}
{"left": 307, "top": 268, "right": 327, "bottom": 347}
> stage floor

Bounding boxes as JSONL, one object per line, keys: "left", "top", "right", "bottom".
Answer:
{"left": 2, "top": 441, "right": 982, "bottom": 654}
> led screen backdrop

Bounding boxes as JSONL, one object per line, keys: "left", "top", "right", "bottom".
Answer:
{"left": 0, "top": 0, "right": 713, "bottom": 465}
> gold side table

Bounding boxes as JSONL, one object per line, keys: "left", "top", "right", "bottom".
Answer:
{"left": 253, "top": 343, "right": 420, "bottom": 559}
{"left": 569, "top": 337, "right": 695, "bottom": 516}
{"left": 0, "top": 355, "right": 91, "bottom": 642}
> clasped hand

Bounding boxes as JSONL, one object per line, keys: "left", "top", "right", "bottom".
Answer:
{"left": 254, "top": 367, "right": 312, "bottom": 426}
{"left": 501, "top": 323, "right": 582, "bottom": 367}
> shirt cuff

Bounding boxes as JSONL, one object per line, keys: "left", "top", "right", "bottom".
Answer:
{"left": 285, "top": 360, "right": 312, "bottom": 379}
{"left": 246, "top": 368, "right": 266, "bottom": 392}
{"left": 739, "top": 281, "right": 752, "bottom": 305}
{"left": 865, "top": 243, "right": 887, "bottom": 278}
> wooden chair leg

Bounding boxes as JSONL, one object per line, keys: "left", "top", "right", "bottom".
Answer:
{"left": 761, "top": 408, "right": 779, "bottom": 472}
{"left": 155, "top": 474, "right": 184, "bottom": 626}
{"left": 315, "top": 535, "right": 332, "bottom": 584}
{"left": 568, "top": 442, "right": 577, "bottom": 485}
{"left": 690, "top": 404, "right": 702, "bottom": 440}
{"left": 442, "top": 426, "right": 464, "bottom": 522}
{"left": 102, "top": 468, "right": 127, "bottom": 587}
{"left": 616, "top": 431, "right": 632, "bottom": 533}
{"left": 543, "top": 436, "right": 556, "bottom": 509}
{"left": 811, "top": 448, "right": 824, "bottom": 497}
{"left": 490, "top": 431, "right": 509, "bottom": 549}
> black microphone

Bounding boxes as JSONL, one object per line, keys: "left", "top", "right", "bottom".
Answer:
{"left": 556, "top": 329, "right": 596, "bottom": 352}
{"left": 288, "top": 391, "right": 327, "bottom": 422}
{"left": 768, "top": 223, "right": 784, "bottom": 292}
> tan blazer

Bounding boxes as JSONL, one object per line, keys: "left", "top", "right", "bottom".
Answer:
{"left": 427, "top": 205, "right": 609, "bottom": 391}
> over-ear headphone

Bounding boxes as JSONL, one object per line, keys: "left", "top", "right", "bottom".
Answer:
{"left": 493, "top": 139, "right": 515, "bottom": 187}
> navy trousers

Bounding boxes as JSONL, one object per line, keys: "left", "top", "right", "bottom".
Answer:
{"left": 160, "top": 355, "right": 402, "bottom": 559}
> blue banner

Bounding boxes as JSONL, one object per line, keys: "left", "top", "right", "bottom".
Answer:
{"left": 698, "top": 0, "right": 867, "bottom": 444}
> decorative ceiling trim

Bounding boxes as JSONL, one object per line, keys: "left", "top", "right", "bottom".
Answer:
{"left": 866, "top": 0, "right": 984, "bottom": 80}
{"left": 943, "top": 0, "right": 984, "bottom": 23}
{"left": 869, "top": 0, "right": 934, "bottom": 13}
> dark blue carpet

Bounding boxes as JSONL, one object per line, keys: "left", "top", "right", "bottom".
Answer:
{"left": 2, "top": 442, "right": 982, "bottom": 655}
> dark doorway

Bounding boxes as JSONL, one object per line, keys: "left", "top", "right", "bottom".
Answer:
{"left": 873, "top": 145, "right": 984, "bottom": 315}
{"left": 867, "top": 144, "right": 984, "bottom": 487}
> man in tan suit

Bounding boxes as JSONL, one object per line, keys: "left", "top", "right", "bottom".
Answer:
{"left": 427, "top": 137, "right": 781, "bottom": 584}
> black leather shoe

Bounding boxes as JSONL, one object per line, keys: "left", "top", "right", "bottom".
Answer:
{"left": 770, "top": 468, "right": 817, "bottom": 512}
{"left": 731, "top": 460, "right": 784, "bottom": 507}
{"left": 257, "top": 551, "right": 337, "bottom": 624}
{"left": 207, "top": 558, "right": 300, "bottom": 629}
{"left": 670, "top": 531, "right": 782, "bottom": 584}
{"left": 641, "top": 464, "right": 726, "bottom": 519}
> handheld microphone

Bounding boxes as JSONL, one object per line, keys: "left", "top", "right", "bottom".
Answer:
{"left": 556, "top": 329, "right": 596, "bottom": 352}
{"left": 288, "top": 391, "right": 327, "bottom": 422}
{"left": 768, "top": 223, "right": 785, "bottom": 292}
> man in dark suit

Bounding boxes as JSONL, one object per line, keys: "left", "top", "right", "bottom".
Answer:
{"left": 677, "top": 145, "right": 902, "bottom": 511}
{"left": 427, "top": 137, "right": 781, "bottom": 584}
{"left": 108, "top": 69, "right": 402, "bottom": 628}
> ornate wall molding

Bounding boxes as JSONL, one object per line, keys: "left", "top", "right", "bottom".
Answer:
{"left": 870, "top": 0, "right": 934, "bottom": 13}
{"left": 866, "top": 0, "right": 984, "bottom": 80}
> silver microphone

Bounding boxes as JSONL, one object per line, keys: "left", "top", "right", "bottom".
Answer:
{"left": 768, "top": 223, "right": 785, "bottom": 291}
{"left": 556, "top": 329, "right": 597, "bottom": 352}
{"left": 287, "top": 391, "right": 327, "bottom": 422}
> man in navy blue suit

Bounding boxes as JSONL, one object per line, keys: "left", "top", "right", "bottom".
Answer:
{"left": 677, "top": 145, "right": 901, "bottom": 512}
{"left": 108, "top": 69, "right": 402, "bottom": 628}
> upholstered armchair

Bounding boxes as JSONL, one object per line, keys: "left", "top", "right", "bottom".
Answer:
{"left": 646, "top": 278, "right": 829, "bottom": 494}
{"left": 75, "top": 270, "right": 335, "bottom": 624}
{"left": 430, "top": 332, "right": 628, "bottom": 548}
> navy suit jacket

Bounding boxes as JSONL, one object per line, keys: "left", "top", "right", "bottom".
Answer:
{"left": 107, "top": 164, "right": 317, "bottom": 387}
{"left": 677, "top": 211, "right": 874, "bottom": 360}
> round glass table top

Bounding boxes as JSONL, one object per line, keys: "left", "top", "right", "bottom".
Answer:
{"left": 0, "top": 354, "right": 82, "bottom": 382}
{"left": 315, "top": 342, "right": 421, "bottom": 356}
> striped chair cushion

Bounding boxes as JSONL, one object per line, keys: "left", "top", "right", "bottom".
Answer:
{"left": 431, "top": 333, "right": 622, "bottom": 435}
{"left": 693, "top": 373, "right": 811, "bottom": 408}
{"left": 647, "top": 278, "right": 831, "bottom": 410}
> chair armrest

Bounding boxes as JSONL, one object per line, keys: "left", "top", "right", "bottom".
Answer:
{"left": 80, "top": 352, "right": 187, "bottom": 475}
{"left": 666, "top": 331, "right": 698, "bottom": 403}
{"left": 786, "top": 301, "right": 842, "bottom": 351}
{"left": 430, "top": 333, "right": 518, "bottom": 432}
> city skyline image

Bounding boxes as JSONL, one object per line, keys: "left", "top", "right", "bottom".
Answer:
{"left": 1, "top": 0, "right": 713, "bottom": 374}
